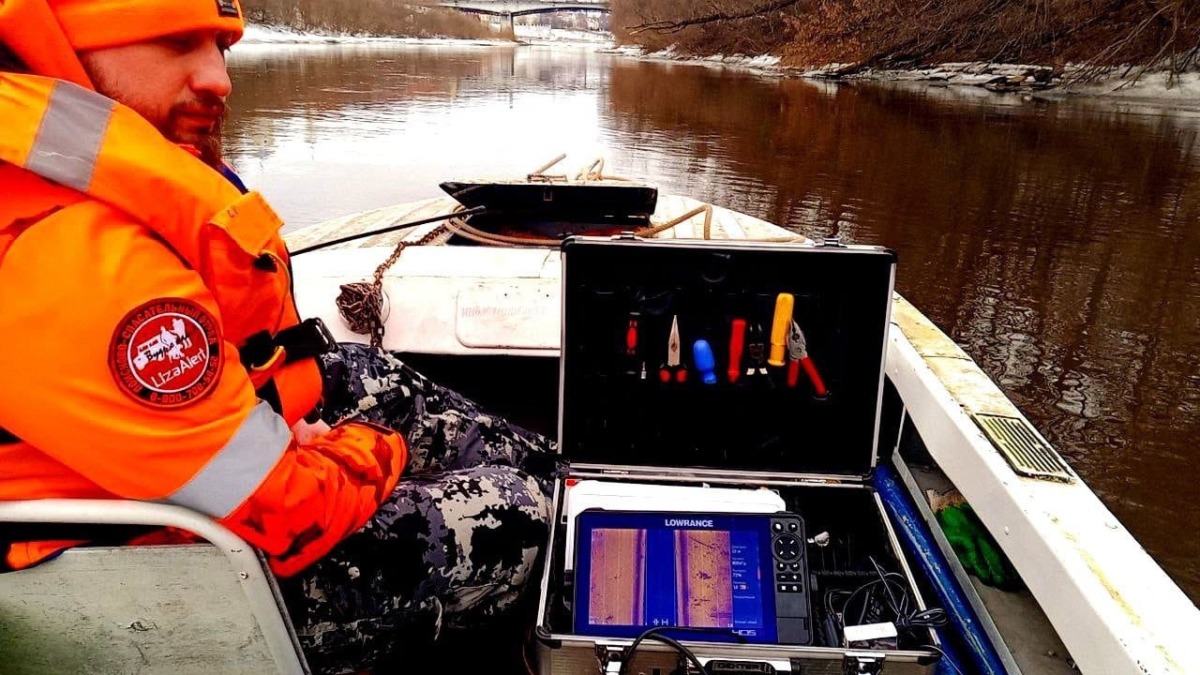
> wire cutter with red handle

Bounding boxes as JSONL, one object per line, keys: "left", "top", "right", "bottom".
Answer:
{"left": 743, "top": 322, "right": 769, "bottom": 380}
{"left": 787, "top": 320, "right": 827, "bottom": 397}
{"left": 659, "top": 315, "right": 688, "bottom": 383}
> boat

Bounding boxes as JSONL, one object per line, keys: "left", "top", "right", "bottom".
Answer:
{"left": 1, "top": 156, "right": 1197, "bottom": 675}
{"left": 284, "top": 156, "right": 1200, "bottom": 674}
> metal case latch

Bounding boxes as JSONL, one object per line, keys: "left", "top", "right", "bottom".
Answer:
{"left": 597, "top": 644, "right": 625, "bottom": 674}
{"left": 598, "top": 642, "right": 697, "bottom": 674}
{"left": 843, "top": 651, "right": 884, "bottom": 674}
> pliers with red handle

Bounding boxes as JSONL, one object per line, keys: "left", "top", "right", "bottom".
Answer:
{"left": 787, "top": 320, "right": 827, "bottom": 397}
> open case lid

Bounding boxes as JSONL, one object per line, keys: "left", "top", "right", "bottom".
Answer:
{"left": 557, "top": 235, "right": 896, "bottom": 479}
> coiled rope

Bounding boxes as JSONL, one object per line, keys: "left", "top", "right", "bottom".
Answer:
{"left": 335, "top": 222, "right": 452, "bottom": 350}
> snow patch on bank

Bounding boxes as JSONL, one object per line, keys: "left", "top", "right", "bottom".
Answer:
{"left": 238, "top": 23, "right": 511, "bottom": 47}
{"left": 841, "top": 62, "right": 1200, "bottom": 102}
{"left": 1057, "top": 69, "right": 1200, "bottom": 100}
{"left": 512, "top": 25, "right": 614, "bottom": 47}
{"left": 238, "top": 23, "right": 615, "bottom": 51}
{"left": 600, "top": 43, "right": 785, "bottom": 76}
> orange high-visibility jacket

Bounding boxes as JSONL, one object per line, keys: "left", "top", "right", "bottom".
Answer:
{"left": 0, "top": 73, "right": 406, "bottom": 577}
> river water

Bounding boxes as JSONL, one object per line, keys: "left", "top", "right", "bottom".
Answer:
{"left": 224, "top": 41, "right": 1200, "bottom": 602}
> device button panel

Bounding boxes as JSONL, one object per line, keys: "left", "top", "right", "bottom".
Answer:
{"left": 769, "top": 515, "right": 812, "bottom": 645}
{"left": 772, "top": 533, "right": 802, "bottom": 561}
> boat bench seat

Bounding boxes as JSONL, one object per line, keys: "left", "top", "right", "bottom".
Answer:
{"left": 0, "top": 499, "right": 309, "bottom": 675}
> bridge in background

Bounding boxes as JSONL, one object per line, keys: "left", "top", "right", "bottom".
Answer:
{"left": 437, "top": 0, "right": 609, "bottom": 33}
{"left": 437, "top": 0, "right": 609, "bottom": 20}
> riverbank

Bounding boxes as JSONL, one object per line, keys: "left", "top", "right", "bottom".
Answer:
{"left": 238, "top": 23, "right": 1200, "bottom": 104}
{"left": 604, "top": 44, "right": 1200, "bottom": 104}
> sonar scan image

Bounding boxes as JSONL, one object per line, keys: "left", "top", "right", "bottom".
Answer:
{"left": 587, "top": 527, "right": 734, "bottom": 628}
{"left": 588, "top": 528, "right": 647, "bottom": 625}
{"left": 676, "top": 529, "right": 735, "bottom": 627}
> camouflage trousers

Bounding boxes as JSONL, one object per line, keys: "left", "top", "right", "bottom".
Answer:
{"left": 279, "top": 343, "right": 558, "bottom": 675}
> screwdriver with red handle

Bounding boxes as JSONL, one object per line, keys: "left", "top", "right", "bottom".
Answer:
{"left": 625, "top": 312, "right": 646, "bottom": 380}
{"left": 727, "top": 318, "right": 746, "bottom": 383}
{"left": 625, "top": 312, "right": 639, "bottom": 356}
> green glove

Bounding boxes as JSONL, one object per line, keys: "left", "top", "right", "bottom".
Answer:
{"left": 936, "top": 503, "right": 1023, "bottom": 591}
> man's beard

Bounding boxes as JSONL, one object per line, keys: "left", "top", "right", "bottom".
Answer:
{"left": 167, "top": 98, "right": 226, "bottom": 169}
{"left": 81, "top": 56, "right": 227, "bottom": 169}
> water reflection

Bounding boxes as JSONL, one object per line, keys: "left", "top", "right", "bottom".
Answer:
{"left": 224, "top": 43, "right": 1200, "bottom": 600}
{"left": 225, "top": 44, "right": 614, "bottom": 226}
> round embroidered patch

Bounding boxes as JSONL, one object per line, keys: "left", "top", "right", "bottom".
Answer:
{"left": 109, "top": 298, "right": 222, "bottom": 408}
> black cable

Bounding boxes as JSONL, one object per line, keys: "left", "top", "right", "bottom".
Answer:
{"left": 288, "top": 205, "right": 487, "bottom": 256}
{"left": 897, "top": 607, "right": 947, "bottom": 631}
{"left": 617, "top": 626, "right": 743, "bottom": 675}
{"left": 872, "top": 557, "right": 905, "bottom": 618}
{"left": 863, "top": 558, "right": 953, "bottom": 673}
{"left": 826, "top": 557, "right": 948, "bottom": 647}
{"left": 841, "top": 575, "right": 904, "bottom": 626}
{"left": 623, "top": 633, "right": 708, "bottom": 675}
{"left": 925, "top": 644, "right": 967, "bottom": 675}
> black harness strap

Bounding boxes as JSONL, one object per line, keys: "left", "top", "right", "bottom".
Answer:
{"left": 0, "top": 427, "right": 18, "bottom": 445}
{"left": 239, "top": 317, "right": 337, "bottom": 371}
{"left": 240, "top": 318, "right": 336, "bottom": 422}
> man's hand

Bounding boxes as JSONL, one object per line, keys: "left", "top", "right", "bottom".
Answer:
{"left": 291, "top": 418, "right": 332, "bottom": 444}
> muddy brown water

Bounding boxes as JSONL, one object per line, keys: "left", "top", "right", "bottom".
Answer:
{"left": 224, "top": 42, "right": 1200, "bottom": 603}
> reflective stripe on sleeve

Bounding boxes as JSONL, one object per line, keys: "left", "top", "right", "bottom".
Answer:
{"left": 165, "top": 400, "right": 291, "bottom": 518}
{"left": 24, "top": 81, "right": 115, "bottom": 192}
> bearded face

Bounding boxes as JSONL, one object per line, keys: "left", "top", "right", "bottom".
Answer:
{"left": 79, "top": 30, "right": 234, "bottom": 169}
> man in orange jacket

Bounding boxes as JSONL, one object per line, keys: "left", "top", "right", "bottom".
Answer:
{"left": 0, "top": 0, "right": 556, "bottom": 672}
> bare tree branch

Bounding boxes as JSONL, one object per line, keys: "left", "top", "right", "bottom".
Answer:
{"left": 626, "top": 0, "right": 804, "bottom": 35}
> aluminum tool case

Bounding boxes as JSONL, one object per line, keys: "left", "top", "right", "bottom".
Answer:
{"left": 535, "top": 235, "right": 941, "bottom": 675}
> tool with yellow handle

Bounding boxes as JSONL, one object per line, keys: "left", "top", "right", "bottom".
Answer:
{"left": 768, "top": 292, "right": 794, "bottom": 367}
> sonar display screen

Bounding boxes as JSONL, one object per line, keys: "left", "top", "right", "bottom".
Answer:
{"left": 572, "top": 511, "right": 779, "bottom": 642}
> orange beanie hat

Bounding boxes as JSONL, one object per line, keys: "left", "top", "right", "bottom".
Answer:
{"left": 52, "top": 0, "right": 244, "bottom": 51}
{"left": 51, "top": 0, "right": 245, "bottom": 51}
{"left": 0, "top": 0, "right": 244, "bottom": 88}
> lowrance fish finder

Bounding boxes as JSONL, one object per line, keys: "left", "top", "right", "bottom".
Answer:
{"left": 571, "top": 509, "right": 813, "bottom": 645}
